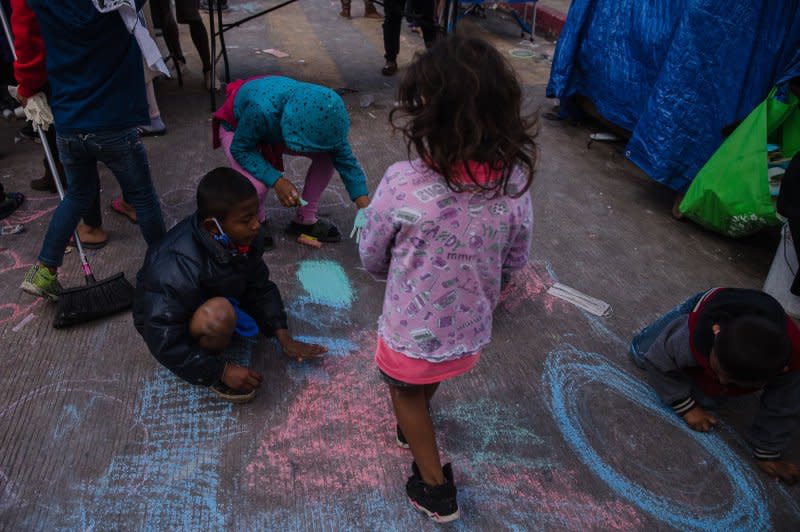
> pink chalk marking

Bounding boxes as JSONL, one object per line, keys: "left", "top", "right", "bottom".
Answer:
{"left": 0, "top": 249, "right": 46, "bottom": 328}
{"left": 478, "top": 464, "right": 643, "bottom": 530}
{"left": 244, "top": 332, "right": 403, "bottom": 492}
{"left": 500, "top": 262, "right": 562, "bottom": 314}
{"left": 0, "top": 248, "right": 31, "bottom": 275}
{"left": 2, "top": 196, "right": 58, "bottom": 226}
{"left": 0, "top": 299, "right": 43, "bottom": 327}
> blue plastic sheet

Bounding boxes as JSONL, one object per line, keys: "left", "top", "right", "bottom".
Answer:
{"left": 547, "top": 0, "right": 800, "bottom": 192}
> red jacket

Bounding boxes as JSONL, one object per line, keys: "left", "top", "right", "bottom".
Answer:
{"left": 10, "top": 0, "right": 47, "bottom": 98}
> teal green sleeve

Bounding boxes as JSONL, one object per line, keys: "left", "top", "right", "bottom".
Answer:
{"left": 229, "top": 107, "right": 282, "bottom": 187}
{"left": 333, "top": 143, "right": 369, "bottom": 200}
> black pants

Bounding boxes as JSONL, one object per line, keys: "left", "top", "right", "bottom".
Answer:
{"left": 382, "top": 0, "right": 437, "bottom": 61}
{"left": 777, "top": 154, "right": 800, "bottom": 294}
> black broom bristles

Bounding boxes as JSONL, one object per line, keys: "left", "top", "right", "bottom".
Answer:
{"left": 53, "top": 273, "right": 135, "bottom": 329}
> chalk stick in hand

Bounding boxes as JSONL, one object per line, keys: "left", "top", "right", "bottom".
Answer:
{"left": 298, "top": 233, "right": 322, "bottom": 248}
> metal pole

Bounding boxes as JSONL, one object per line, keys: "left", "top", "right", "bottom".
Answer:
{"left": 0, "top": 5, "right": 17, "bottom": 61}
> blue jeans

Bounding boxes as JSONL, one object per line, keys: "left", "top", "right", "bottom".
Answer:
{"left": 629, "top": 291, "right": 706, "bottom": 368}
{"left": 38, "top": 128, "right": 165, "bottom": 267}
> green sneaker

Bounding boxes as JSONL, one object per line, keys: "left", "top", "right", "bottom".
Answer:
{"left": 20, "top": 264, "right": 63, "bottom": 301}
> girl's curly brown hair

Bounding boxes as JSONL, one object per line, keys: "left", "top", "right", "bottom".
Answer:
{"left": 389, "top": 35, "right": 538, "bottom": 198}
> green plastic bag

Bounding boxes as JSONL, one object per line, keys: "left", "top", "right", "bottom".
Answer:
{"left": 680, "top": 88, "right": 799, "bottom": 237}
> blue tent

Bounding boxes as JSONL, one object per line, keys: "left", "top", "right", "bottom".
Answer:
{"left": 547, "top": 0, "right": 800, "bottom": 192}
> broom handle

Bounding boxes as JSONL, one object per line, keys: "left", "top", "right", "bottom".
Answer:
{"left": 0, "top": 9, "right": 96, "bottom": 283}
{"left": 0, "top": 7, "right": 15, "bottom": 61}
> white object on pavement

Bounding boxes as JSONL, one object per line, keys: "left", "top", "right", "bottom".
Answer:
{"left": 547, "top": 282, "right": 611, "bottom": 317}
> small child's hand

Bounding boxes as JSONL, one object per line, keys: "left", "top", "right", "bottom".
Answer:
{"left": 682, "top": 406, "right": 718, "bottom": 432}
{"left": 275, "top": 177, "right": 301, "bottom": 207}
{"left": 350, "top": 208, "right": 367, "bottom": 243}
{"left": 757, "top": 459, "right": 800, "bottom": 485}
{"left": 222, "top": 363, "right": 263, "bottom": 391}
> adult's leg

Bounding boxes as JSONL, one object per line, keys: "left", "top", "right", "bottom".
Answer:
{"left": 151, "top": 0, "right": 185, "bottom": 63}
{"left": 176, "top": 0, "right": 211, "bottom": 71}
{"left": 409, "top": 0, "right": 437, "bottom": 47}
{"left": 39, "top": 124, "right": 106, "bottom": 244}
{"left": 95, "top": 129, "right": 166, "bottom": 247}
{"left": 138, "top": 78, "right": 166, "bottom": 135}
{"left": 76, "top": 183, "right": 108, "bottom": 245}
{"left": 383, "top": 0, "right": 406, "bottom": 62}
{"left": 389, "top": 383, "right": 446, "bottom": 486}
{"left": 190, "top": 297, "right": 236, "bottom": 352}
{"left": 363, "top": 0, "right": 382, "bottom": 18}
{"left": 289, "top": 151, "right": 335, "bottom": 224}
{"left": 30, "top": 125, "right": 66, "bottom": 192}
{"left": 220, "top": 129, "right": 270, "bottom": 223}
{"left": 188, "top": 21, "right": 212, "bottom": 71}
{"left": 36, "top": 133, "right": 100, "bottom": 268}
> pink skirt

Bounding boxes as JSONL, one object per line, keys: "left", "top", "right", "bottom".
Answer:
{"left": 375, "top": 336, "right": 480, "bottom": 385}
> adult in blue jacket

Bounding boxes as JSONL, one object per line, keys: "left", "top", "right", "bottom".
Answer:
{"left": 14, "top": 0, "right": 165, "bottom": 301}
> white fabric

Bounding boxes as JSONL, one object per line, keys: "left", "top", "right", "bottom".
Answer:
{"left": 7, "top": 86, "right": 53, "bottom": 131}
{"left": 91, "top": 0, "right": 169, "bottom": 78}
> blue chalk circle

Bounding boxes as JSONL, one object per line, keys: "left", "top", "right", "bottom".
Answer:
{"left": 543, "top": 347, "right": 770, "bottom": 531}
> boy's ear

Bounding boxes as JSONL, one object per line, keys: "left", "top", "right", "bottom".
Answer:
{"left": 202, "top": 217, "right": 219, "bottom": 234}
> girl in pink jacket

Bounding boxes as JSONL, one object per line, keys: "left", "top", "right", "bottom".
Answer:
{"left": 358, "top": 35, "right": 536, "bottom": 522}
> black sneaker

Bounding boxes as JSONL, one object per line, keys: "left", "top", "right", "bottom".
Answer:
{"left": 406, "top": 462, "right": 459, "bottom": 523}
{"left": 209, "top": 382, "right": 256, "bottom": 403}
{"left": 396, "top": 424, "right": 409, "bottom": 449}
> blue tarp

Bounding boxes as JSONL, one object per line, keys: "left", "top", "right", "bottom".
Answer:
{"left": 547, "top": 0, "right": 800, "bottom": 192}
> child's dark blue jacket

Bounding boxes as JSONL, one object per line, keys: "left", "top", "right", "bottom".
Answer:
{"left": 133, "top": 214, "right": 288, "bottom": 385}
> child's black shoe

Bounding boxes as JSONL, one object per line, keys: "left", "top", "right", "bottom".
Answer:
{"left": 209, "top": 382, "right": 256, "bottom": 404}
{"left": 405, "top": 462, "right": 459, "bottom": 523}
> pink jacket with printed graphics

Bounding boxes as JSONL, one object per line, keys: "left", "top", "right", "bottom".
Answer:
{"left": 359, "top": 160, "right": 534, "bottom": 363}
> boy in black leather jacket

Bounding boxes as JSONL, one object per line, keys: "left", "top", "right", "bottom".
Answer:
{"left": 133, "top": 167, "right": 326, "bottom": 403}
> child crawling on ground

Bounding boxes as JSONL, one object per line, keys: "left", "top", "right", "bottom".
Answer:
{"left": 133, "top": 167, "right": 326, "bottom": 403}
{"left": 631, "top": 287, "right": 800, "bottom": 484}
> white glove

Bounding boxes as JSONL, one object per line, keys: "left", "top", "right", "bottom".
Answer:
{"left": 350, "top": 208, "right": 368, "bottom": 244}
{"left": 8, "top": 86, "right": 54, "bottom": 131}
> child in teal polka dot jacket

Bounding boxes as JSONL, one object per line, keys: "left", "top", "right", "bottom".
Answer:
{"left": 212, "top": 76, "right": 370, "bottom": 247}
